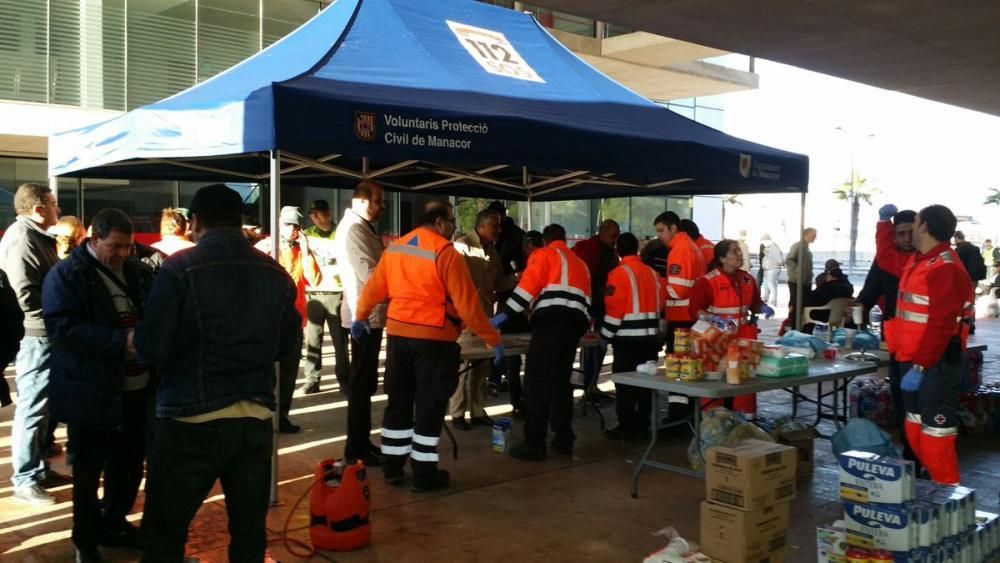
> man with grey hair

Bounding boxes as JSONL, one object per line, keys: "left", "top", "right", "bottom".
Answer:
{"left": 786, "top": 227, "right": 817, "bottom": 328}
{"left": 449, "top": 208, "right": 516, "bottom": 430}
{"left": 43, "top": 208, "right": 153, "bottom": 561}
{"left": 0, "top": 182, "right": 63, "bottom": 505}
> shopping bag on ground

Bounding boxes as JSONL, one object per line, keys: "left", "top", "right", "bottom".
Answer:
{"left": 830, "top": 418, "right": 898, "bottom": 458}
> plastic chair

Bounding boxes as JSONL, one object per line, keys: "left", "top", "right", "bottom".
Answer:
{"left": 801, "top": 297, "right": 852, "bottom": 331}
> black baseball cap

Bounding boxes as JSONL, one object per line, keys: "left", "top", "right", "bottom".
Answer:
{"left": 309, "top": 199, "right": 330, "bottom": 212}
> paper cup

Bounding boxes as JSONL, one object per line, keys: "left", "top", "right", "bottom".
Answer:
{"left": 851, "top": 305, "right": 863, "bottom": 325}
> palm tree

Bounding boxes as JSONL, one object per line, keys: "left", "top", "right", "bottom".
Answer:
{"left": 985, "top": 188, "right": 1000, "bottom": 206}
{"left": 833, "top": 173, "right": 879, "bottom": 274}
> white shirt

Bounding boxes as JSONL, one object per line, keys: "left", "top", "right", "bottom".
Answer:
{"left": 334, "top": 209, "right": 386, "bottom": 328}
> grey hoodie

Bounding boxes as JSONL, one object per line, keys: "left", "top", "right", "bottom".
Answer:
{"left": 0, "top": 216, "right": 59, "bottom": 336}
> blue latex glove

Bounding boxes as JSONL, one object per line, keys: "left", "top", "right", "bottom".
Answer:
{"left": 879, "top": 204, "right": 899, "bottom": 221}
{"left": 350, "top": 319, "right": 371, "bottom": 341}
{"left": 900, "top": 367, "right": 923, "bottom": 392}
{"left": 493, "top": 343, "right": 505, "bottom": 366}
{"left": 760, "top": 303, "right": 775, "bottom": 319}
{"left": 490, "top": 312, "right": 509, "bottom": 329}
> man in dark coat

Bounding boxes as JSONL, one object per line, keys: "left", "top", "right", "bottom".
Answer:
{"left": 43, "top": 209, "right": 154, "bottom": 561}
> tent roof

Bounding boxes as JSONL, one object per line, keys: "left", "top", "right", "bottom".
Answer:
{"left": 48, "top": 0, "right": 808, "bottom": 200}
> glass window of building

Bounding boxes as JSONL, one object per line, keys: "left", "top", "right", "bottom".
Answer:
{"left": 127, "top": 1, "right": 196, "bottom": 109}
{"left": 263, "top": 0, "right": 322, "bottom": 47}
{"left": 598, "top": 198, "right": 630, "bottom": 233}
{"left": 629, "top": 196, "right": 667, "bottom": 239}
{"left": 0, "top": 0, "right": 47, "bottom": 104}
{"left": 549, "top": 200, "right": 591, "bottom": 242}
{"left": 198, "top": 0, "right": 260, "bottom": 82}
{"left": 83, "top": 179, "right": 175, "bottom": 233}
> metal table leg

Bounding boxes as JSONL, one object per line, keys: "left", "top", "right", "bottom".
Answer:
{"left": 632, "top": 390, "right": 660, "bottom": 498}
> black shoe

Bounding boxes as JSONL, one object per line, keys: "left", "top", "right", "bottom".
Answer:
{"left": 75, "top": 545, "right": 103, "bottom": 563}
{"left": 451, "top": 417, "right": 472, "bottom": 431}
{"left": 384, "top": 465, "right": 405, "bottom": 486}
{"left": 603, "top": 425, "right": 629, "bottom": 440}
{"left": 509, "top": 442, "right": 546, "bottom": 461}
{"left": 410, "top": 469, "right": 450, "bottom": 493}
{"left": 511, "top": 406, "right": 527, "bottom": 420}
{"left": 551, "top": 437, "right": 574, "bottom": 456}
{"left": 99, "top": 522, "right": 139, "bottom": 549}
{"left": 45, "top": 442, "right": 64, "bottom": 458}
{"left": 40, "top": 470, "right": 73, "bottom": 487}
{"left": 486, "top": 382, "right": 500, "bottom": 397}
{"left": 349, "top": 450, "right": 382, "bottom": 468}
{"left": 366, "top": 442, "right": 383, "bottom": 458}
{"left": 587, "top": 391, "right": 615, "bottom": 405}
{"left": 470, "top": 415, "right": 494, "bottom": 427}
{"left": 279, "top": 419, "right": 301, "bottom": 434}
{"left": 299, "top": 381, "right": 320, "bottom": 395}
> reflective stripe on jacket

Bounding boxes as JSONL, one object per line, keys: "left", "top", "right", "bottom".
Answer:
{"left": 601, "top": 256, "right": 662, "bottom": 340}
{"left": 664, "top": 232, "right": 707, "bottom": 322}
{"left": 505, "top": 240, "right": 591, "bottom": 320}
{"left": 702, "top": 268, "right": 757, "bottom": 323}
{"left": 890, "top": 245, "right": 974, "bottom": 363}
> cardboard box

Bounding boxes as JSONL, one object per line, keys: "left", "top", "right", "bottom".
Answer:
{"left": 775, "top": 428, "right": 816, "bottom": 479}
{"left": 705, "top": 440, "right": 797, "bottom": 512}
{"left": 700, "top": 501, "right": 789, "bottom": 563}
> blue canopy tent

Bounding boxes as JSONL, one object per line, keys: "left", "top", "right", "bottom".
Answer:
{"left": 48, "top": 0, "right": 813, "bottom": 501}
{"left": 49, "top": 0, "right": 808, "bottom": 203}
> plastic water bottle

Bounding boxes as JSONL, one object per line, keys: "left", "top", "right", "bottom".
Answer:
{"left": 861, "top": 381, "right": 877, "bottom": 420}
{"left": 875, "top": 384, "right": 892, "bottom": 427}
{"left": 848, "top": 382, "right": 861, "bottom": 418}
{"left": 869, "top": 305, "right": 883, "bottom": 338}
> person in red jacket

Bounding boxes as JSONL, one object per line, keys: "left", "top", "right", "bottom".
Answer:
{"left": 875, "top": 203, "right": 974, "bottom": 485}
{"left": 495, "top": 224, "right": 591, "bottom": 461}
{"left": 354, "top": 202, "right": 501, "bottom": 492}
{"left": 680, "top": 219, "right": 714, "bottom": 265}
{"left": 600, "top": 233, "right": 662, "bottom": 440}
{"left": 654, "top": 212, "right": 707, "bottom": 352}
{"left": 689, "top": 240, "right": 773, "bottom": 418}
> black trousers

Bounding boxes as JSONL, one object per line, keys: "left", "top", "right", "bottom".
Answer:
{"left": 140, "top": 416, "right": 272, "bottom": 563}
{"left": 887, "top": 355, "right": 918, "bottom": 464}
{"left": 380, "top": 336, "right": 460, "bottom": 477}
{"left": 523, "top": 322, "right": 587, "bottom": 449}
{"left": 345, "top": 328, "right": 384, "bottom": 458}
{"left": 612, "top": 338, "right": 659, "bottom": 434}
{"left": 304, "top": 292, "right": 350, "bottom": 389}
{"left": 788, "top": 282, "right": 810, "bottom": 329}
{"left": 69, "top": 388, "right": 148, "bottom": 551}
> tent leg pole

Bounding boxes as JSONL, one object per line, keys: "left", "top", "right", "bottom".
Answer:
{"left": 269, "top": 150, "right": 282, "bottom": 507}
{"left": 523, "top": 166, "right": 532, "bottom": 230}
{"left": 49, "top": 174, "right": 58, "bottom": 203}
{"left": 795, "top": 192, "right": 806, "bottom": 331}
{"left": 362, "top": 156, "right": 369, "bottom": 177}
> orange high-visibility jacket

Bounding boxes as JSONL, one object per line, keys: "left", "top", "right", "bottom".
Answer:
{"left": 355, "top": 226, "right": 499, "bottom": 346}
{"left": 600, "top": 256, "right": 662, "bottom": 340}
{"left": 503, "top": 240, "right": 591, "bottom": 322}
{"left": 696, "top": 235, "right": 715, "bottom": 265}
{"left": 664, "top": 232, "right": 707, "bottom": 322}
{"left": 700, "top": 268, "right": 757, "bottom": 323}
{"left": 889, "top": 242, "right": 974, "bottom": 367}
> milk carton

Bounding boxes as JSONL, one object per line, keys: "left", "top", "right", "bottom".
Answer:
{"left": 843, "top": 501, "right": 919, "bottom": 552}
{"left": 910, "top": 501, "right": 941, "bottom": 548}
{"left": 948, "top": 486, "right": 975, "bottom": 532}
{"left": 838, "top": 451, "right": 914, "bottom": 506}
{"left": 977, "top": 511, "right": 1000, "bottom": 555}
{"left": 916, "top": 482, "right": 960, "bottom": 539}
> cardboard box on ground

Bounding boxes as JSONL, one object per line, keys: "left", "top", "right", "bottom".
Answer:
{"left": 700, "top": 440, "right": 797, "bottom": 563}
{"left": 774, "top": 427, "right": 816, "bottom": 479}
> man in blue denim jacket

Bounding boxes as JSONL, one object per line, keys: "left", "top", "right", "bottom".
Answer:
{"left": 135, "top": 184, "right": 300, "bottom": 563}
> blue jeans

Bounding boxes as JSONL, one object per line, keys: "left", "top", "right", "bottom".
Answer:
{"left": 11, "top": 336, "right": 52, "bottom": 488}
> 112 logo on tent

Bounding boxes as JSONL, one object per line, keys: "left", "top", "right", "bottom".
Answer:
{"left": 447, "top": 20, "right": 545, "bottom": 83}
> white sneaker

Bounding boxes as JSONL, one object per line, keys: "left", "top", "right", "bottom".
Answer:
{"left": 13, "top": 483, "right": 56, "bottom": 505}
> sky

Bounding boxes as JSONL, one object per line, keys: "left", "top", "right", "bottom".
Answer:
{"left": 717, "top": 59, "right": 1000, "bottom": 256}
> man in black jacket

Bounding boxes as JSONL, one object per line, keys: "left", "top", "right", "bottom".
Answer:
{"left": 43, "top": 209, "right": 154, "bottom": 562}
{"left": 953, "top": 231, "right": 985, "bottom": 334}
{"left": 857, "top": 209, "right": 918, "bottom": 466}
{"left": 0, "top": 182, "right": 62, "bottom": 505}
